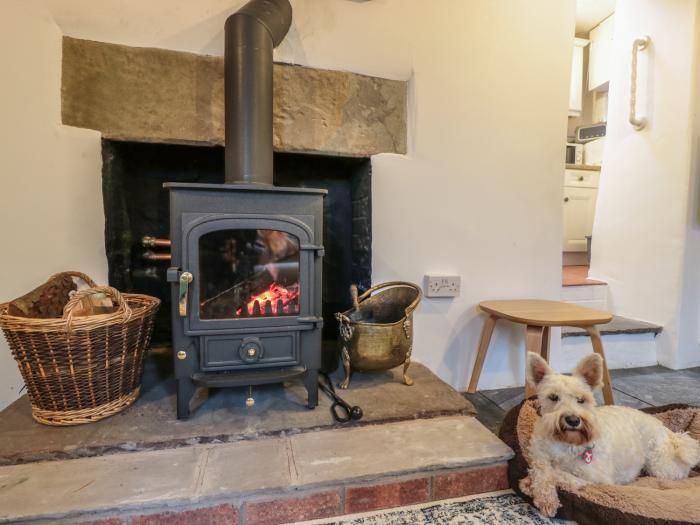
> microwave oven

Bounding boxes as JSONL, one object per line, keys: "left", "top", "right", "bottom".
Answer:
{"left": 566, "top": 143, "right": 584, "bottom": 165}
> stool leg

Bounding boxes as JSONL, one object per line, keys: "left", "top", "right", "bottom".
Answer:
{"left": 467, "top": 315, "right": 497, "bottom": 393}
{"left": 525, "top": 325, "right": 546, "bottom": 398}
{"left": 541, "top": 326, "right": 551, "bottom": 362}
{"left": 585, "top": 325, "right": 614, "bottom": 405}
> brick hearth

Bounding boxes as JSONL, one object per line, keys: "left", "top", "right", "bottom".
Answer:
{"left": 67, "top": 465, "right": 508, "bottom": 525}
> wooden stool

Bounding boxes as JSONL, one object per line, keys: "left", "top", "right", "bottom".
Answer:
{"left": 467, "top": 299, "right": 615, "bottom": 404}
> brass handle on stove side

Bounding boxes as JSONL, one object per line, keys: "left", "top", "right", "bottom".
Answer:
{"left": 179, "top": 272, "right": 193, "bottom": 317}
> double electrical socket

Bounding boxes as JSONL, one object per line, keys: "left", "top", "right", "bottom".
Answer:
{"left": 424, "top": 275, "right": 461, "bottom": 297}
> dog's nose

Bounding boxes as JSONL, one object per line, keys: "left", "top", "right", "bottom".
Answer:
{"left": 564, "top": 415, "right": 581, "bottom": 428}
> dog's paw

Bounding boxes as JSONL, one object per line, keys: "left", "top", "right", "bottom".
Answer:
{"left": 519, "top": 475, "right": 533, "bottom": 497}
{"left": 534, "top": 490, "right": 561, "bottom": 518}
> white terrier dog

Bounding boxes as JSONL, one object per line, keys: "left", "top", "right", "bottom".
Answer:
{"left": 520, "top": 352, "right": 700, "bottom": 517}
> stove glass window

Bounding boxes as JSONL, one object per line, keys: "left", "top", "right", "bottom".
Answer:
{"left": 199, "top": 229, "right": 300, "bottom": 319}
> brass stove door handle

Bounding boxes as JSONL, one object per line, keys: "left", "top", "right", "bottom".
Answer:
{"left": 178, "top": 272, "right": 193, "bottom": 317}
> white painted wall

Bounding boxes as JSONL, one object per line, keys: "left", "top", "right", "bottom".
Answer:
{"left": 677, "top": 4, "right": 700, "bottom": 370}
{"left": 0, "top": 0, "right": 575, "bottom": 409}
{"left": 590, "top": 0, "right": 700, "bottom": 369}
{"left": 0, "top": 0, "right": 107, "bottom": 409}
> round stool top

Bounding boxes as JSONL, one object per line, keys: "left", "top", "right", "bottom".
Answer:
{"left": 479, "top": 299, "right": 613, "bottom": 327}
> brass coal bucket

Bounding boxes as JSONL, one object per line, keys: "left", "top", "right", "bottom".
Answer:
{"left": 335, "top": 281, "right": 422, "bottom": 389}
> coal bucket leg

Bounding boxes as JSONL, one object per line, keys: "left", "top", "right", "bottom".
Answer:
{"left": 177, "top": 379, "right": 198, "bottom": 419}
{"left": 403, "top": 345, "right": 414, "bottom": 386}
{"left": 402, "top": 317, "right": 414, "bottom": 386}
{"left": 303, "top": 369, "right": 318, "bottom": 409}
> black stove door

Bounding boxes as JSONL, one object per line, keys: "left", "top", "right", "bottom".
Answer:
{"left": 180, "top": 213, "right": 318, "bottom": 335}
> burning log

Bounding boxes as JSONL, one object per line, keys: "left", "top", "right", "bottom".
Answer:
{"left": 238, "top": 283, "right": 300, "bottom": 316}
{"left": 200, "top": 269, "right": 274, "bottom": 319}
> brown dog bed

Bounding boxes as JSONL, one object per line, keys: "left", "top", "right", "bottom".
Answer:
{"left": 499, "top": 400, "right": 700, "bottom": 525}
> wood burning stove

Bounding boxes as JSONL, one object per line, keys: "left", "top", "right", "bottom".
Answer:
{"left": 165, "top": 0, "right": 325, "bottom": 419}
{"left": 165, "top": 184, "right": 324, "bottom": 418}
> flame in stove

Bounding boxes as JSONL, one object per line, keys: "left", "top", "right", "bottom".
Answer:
{"left": 237, "top": 283, "right": 300, "bottom": 316}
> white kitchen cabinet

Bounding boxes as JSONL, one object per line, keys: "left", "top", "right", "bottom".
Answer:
{"left": 563, "top": 168, "right": 599, "bottom": 252}
{"left": 588, "top": 14, "right": 615, "bottom": 92}
{"left": 569, "top": 38, "right": 589, "bottom": 117}
{"left": 564, "top": 168, "right": 599, "bottom": 188}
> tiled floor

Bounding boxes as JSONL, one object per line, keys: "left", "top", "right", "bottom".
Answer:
{"left": 465, "top": 365, "right": 700, "bottom": 434}
{"left": 562, "top": 265, "right": 606, "bottom": 286}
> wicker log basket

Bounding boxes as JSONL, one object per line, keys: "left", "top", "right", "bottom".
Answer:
{"left": 0, "top": 272, "right": 160, "bottom": 426}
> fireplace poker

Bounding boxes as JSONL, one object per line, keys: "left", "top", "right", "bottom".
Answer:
{"left": 318, "top": 373, "right": 362, "bottom": 423}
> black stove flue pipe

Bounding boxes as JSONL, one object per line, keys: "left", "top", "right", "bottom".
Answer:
{"left": 224, "top": 0, "right": 292, "bottom": 185}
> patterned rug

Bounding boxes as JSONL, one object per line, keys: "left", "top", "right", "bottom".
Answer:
{"left": 291, "top": 491, "right": 573, "bottom": 525}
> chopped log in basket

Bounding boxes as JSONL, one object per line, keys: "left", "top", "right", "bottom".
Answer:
{"left": 7, "top": 273, "right": 77, "bottom": 318}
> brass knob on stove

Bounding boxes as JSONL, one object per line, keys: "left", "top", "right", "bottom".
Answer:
{"left": 177, "top": 350, "right": 187, "bottom": 360}
{"left": 239, "top": 337, "right": 263, "bottom": 362}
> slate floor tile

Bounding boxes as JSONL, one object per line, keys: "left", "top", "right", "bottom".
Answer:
{"left": 612, "top": 370, "right": 700, "bottom": 407}
{"left": 610, "top": 365, "right": 670, "bottom": 378}
{"left": 480, "top": 387, "right": 525, "bottom": 413}
{"left": 595, "top": 389, "right": 652, "bottom": 409}
{"left": 684, "top": 367, "right": 700, "bottom": 379}
{"left": 463, "top": 393, "right": 505, "bottom": 434}
{"left": 478, "top": 385, "right": 651, "bottom": 413}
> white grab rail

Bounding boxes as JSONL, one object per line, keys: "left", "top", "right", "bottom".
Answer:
{"left": 629, "top": 36, "right": 650, "bottom": 130}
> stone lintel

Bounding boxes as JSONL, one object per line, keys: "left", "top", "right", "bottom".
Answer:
{"left": 61, "top": 37, "right": 407, "bottom": 156}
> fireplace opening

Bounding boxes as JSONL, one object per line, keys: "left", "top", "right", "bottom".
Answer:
{"left": 102, "top": 140, "right": 371, "bottom": 362}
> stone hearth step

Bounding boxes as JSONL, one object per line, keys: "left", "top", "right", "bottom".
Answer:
{"left": 0, "top": 415, "right": 512, "bottom": 524}
{"left": 561, "top": 281, "right": 608, "bottom": 310}
{"left": 561, "top": 316, "right": 662, "bottom": 338}
{"left": 560, "top": 316, "right": 662, "bottom": 371}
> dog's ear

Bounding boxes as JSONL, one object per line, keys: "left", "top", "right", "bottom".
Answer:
{"left": 573, "top": 354, "right": 604, "bottom": 389}
{"left": 526, "top": 352, "right": 553, "bottom": 388}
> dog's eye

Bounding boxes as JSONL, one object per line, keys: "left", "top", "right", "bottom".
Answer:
{"left": 548, "top": 394, "right": 559, "bottom": 402}
{"left": 577, "top": 397, "right": 585, "bottom": 404}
